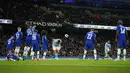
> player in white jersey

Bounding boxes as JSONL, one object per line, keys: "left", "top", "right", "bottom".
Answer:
{"left": 104, "top": 40, "right": 111, "bottom": 59}
{"left": 52, "top": 39, "right": 62, "bottom": 59}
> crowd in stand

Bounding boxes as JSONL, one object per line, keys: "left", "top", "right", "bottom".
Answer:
{"left": 6, "top": 2, "right": 130, "bottom": 26}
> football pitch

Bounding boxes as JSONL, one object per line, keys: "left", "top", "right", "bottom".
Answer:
{"left": 0, "top": 59, "right": 130, "bottom": 73}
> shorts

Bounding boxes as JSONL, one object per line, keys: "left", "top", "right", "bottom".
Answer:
{"left": 105, "top": 48, "right": 110, "bottom": 53}
{"left": 31, "top": 42, "right": 39, "bottom": 51}
{"left": 117, "top": 40, "right": 126, "bottom": 48}
{"left": 15, "top": 40, "right": 22, "bottom": 47}
{"left": 52, "top": 46, "right": 61, "bottom": 50}
{"left": 42, "top": 45, "right": 48, "bottom": 51}
{"left": 7, "top": 46, "right": 13, "bottom": 51}
{"left": 85, "top": 42, "right": 95, "bottom": 50}
{"left": 25, "top": 36, "right": 32, "bottom": 46}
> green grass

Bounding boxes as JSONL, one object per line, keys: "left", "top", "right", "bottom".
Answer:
{"left": 0, "top": 59, "right": 130, "bottom": 73}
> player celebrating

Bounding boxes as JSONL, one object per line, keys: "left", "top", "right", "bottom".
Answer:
{"left": 52, "top": 38, "right": 62, "bottom": 60}
{"left": 6, "top": 36, "right": 14, "bottom": 54}
{"left": 23, "top": 25, "right": 33, "bottom": 59}
{"left": 41, "top": 30, "right": 48, "bottom": 60}
{"left": 14, "top": 27, "right": 23, "bottom": 56}
{"left": 31, "top": 30, "right": 40, "bottom": 60}
{"left": 83, "top": 29, "right": 98, "bottom": 60}
{"left": 104, "top": 40, "right": 111, "bottom": 59}
{"left": 115, "top": 20, "right": 128, "bottom": 61}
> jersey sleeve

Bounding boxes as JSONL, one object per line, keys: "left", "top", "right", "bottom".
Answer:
{"left": 21, "top": 32, "right": 23, "bottom": 38}
{"left": 116, "top": 26, "right": 120, "bottom": 31}
{"left": 93, "top": 33, "right": 97, "bottom": 44}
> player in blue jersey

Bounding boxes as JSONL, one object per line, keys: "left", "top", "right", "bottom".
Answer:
{"left": 83, "top": 29, "right": 98, "bottom": 60}
{"left": 52, "top": 38, "right": 62, "bottom": 59}
{"left": 6, "top": 51, "right": 23, "bottom": 61}
{"left": 115, "top": 20, "right": 128, "bottom": 61}
{"left": 32, "top": 25, "right": 36, "bottom": 32}
{"left": 41, "top": 30, "right": 48, "bottom": 60}
{"left": 6, "top": 36, "right": 14, "bottom": 54}
{"left": 23, "top": 25, "right": 33, "bottom": 58}
{"left": 30, "top": 30, "right": 40, "bottom": 60}
{"left": 14, "top": 27, "right": 23, "bottom": 56}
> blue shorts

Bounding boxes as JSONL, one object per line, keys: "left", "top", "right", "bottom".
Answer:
{"left": 15, "top": 40, "right": 22, "bottom": 46}
{"left": 32, "top": 42, "right": 39, "bottom": 51}
{"left": 7, "top": 46, "right": 13, "bottom": 51}
{"left": 42, "top": 45, "right": 48, "bottom": 51}
{"left": 25, "top": 37, "right": 32, "bottom": 46}
{"left": 85, "top": 42, "right": 95, "bottom": 50}
{"left": 7, "top": 54, "right": 18, "bottom": 60}
{"left": 117, "top": 40, "right": 127, "bottom": 48}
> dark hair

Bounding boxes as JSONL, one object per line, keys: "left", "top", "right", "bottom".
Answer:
{"left": 41, "top": 30, "right": 47, "bottom": 36}
{"left": 57, "top": 40, "right": 61, "bottom": 44}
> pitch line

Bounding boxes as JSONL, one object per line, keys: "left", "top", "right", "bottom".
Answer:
{"left": 0, "top": 64, "right": 130, "bottom": 68}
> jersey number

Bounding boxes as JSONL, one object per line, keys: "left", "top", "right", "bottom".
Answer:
{"left": 8, "top": 40, "right": 11, "bottom": 44}
{"left": 16, "top": 33, "right": 19, "bottom": 39}
{"left": 120, "top": 28, "right": 125, "bottom": 34}
{"left": 32, "top": 34, "right": 36, "bottom": 40}
{"left": 87, "top": 33, "right": 92, "bottom": 39}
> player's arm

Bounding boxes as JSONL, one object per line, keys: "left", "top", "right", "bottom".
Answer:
{"left": 115, "top": 30, "right": 118, "bottom": 42}
{"left": 126, "top": 31, "right": 129, "bottom": 44}
{"left": 38, "top": 34, "right": 41, "bottom": 43}
{"left": 115, "top": 26, "right": 119, "bottom": 42}
{"left": 93, "top": 34, "right": 97, "bottom": 45}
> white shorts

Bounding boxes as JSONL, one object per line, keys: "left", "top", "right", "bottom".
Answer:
{"left": 105, "top": 48, "right": 110, "bottom": 52}
{"left": 53, "top": 46, "right": 61, "bottom": 50}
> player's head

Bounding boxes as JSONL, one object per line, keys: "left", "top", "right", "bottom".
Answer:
{"left": 90, "top": 29, "right": 94, "bottom": 32}
{"left": 32, "top": 25, "right": 36, "bottom": 28}
{"left": 107, "top": 40, "right": 110, "bottom": 43}
{"left": 28, "top": 25, "right": 32, "bottom": 28}
{"left": 17, "top": 27, "right": 21, "bottom": 31}
{"left": 57, "top": 39, "right": 61, "bottom": 44}
{"left": 117, "top": 20, "right": 123, "bottom": 25}
{"left": 41, "top": 30, "right": 47, "bottom": 36}
{"left": 8, "top": 51, "right": 12, "bottom": 54}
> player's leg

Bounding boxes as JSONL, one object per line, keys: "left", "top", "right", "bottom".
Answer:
{"left": 91, "top": 44, "right": 97, "bottom": 60}
{"left": 36, "top": 50, "right": 40, "bottom": 60}
{"left": 107, "top": 49, "right": 110, "bottom": 58}
{"left": 15, "top": 40, "right": 21, "bottom": 56}
{"left": 53, "top": 46, "right": 58, "bottom": 59}
{"left": 83, "top": 49, "right": 87, "bottom": 59}
{"left": 104, "top": 48, "right": 107, "bottom": 58}
{"left": 30, "top": 44, "right": 35, "bottom": 60}
{"left": 115, "top": 41, "right": 122, "bottom": 61}
{"left": 55, "top": 46, "right": 61, "bottom": 59}
{"left": 93, "top": 49, "right": 97, "bottom": 60}
{"left": 6, "top": 50, "right": 12, "bottom": 60}
{"left": 83, "top": 44, "right": 88, "bottom": 59}
{"left": 115, "top": 47, "right": 121, "bottom": 61}
{"left": 36, "top": 44, "right": 40, "bottom": 60}
{"left": 14, "top": 46, "right": 19, "bottom": 56}
{"left": 17, "top": 46, "right": 20, "bottom": 56}
{"left": 123, "top": 41, "right": 127, "bottom": 61}
{"left": 23, "top": 39, "right": 31, "bottom": 57}
{"left": 42, "top": 46, "right": 47, "bottom": 60}
{"left": 123, "top": 49, "right": 126, "bottom": 61}
{"left": 23, "top": 46, "right": 27, "bottom": 57}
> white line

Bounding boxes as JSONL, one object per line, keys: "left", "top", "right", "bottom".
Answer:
{"left": 0, "top": 64, "right": 130, "bottom": 68}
